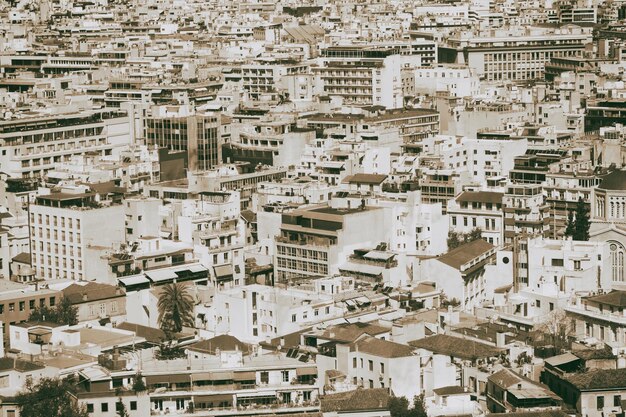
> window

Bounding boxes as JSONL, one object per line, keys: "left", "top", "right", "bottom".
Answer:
{"left": 597, "top": 396, "right": 604, "bottom": 410}
{"left": 609, "top": 241, "right": 625, "bottom": 282}
{"left": 369, "top": 379, "right": 374, "bottom": 388}
{"left": 353, "top": 358, "right": 357, "bottom": 368}
{"left": 536, "top": 300, "right": 541, "bottom": 308}
{"left": 282, "top": 371, "right": 289, "bottom": 382}
{"left": 614, "top": 395, "right": 621, "bottom": 407}
{"left": 101, "top": 403, "right": 109, "bottom": 412}
{"left": 380, "top": 362, "right": 385, "bottom": 374}
{"left": 29, "top": 300, "right": 35, "bottom": 310}
{"left": 549, "top": 302, "right": 554, "bottom": 311}
{"left": 87, "top": 404, "right": 94, "bottom": 413}
{"left": 369, "top": 360, "right": 373, "bottom": 371}
{"left": 291, "top": 314, "right": 296, "bottom": 322}
{"left": 260, "top": 371, "right": 269, "bottom": 384}
{"left": 130, "top": 401, "right": 137, "bottom": 411}
{"left": 8, "top": 303, "right": 14, "bottom": 312}
{"left": 360, "top": 358, "right": 364, "bottom": 368}
{"left": 551, "top": 259, "right": 564, "bottom": 267}
{"left": 19, "top": 301, "right": 24, "bottom": 312}
{"left": 574, "top": 260, "right": 581, "bottom": 270}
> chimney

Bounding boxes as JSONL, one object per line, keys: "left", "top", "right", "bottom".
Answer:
{"left": 517, "top": 383, "right": 522, "bottom": 390}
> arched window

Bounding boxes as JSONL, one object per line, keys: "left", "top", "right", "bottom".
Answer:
{"left": 609, "top": 241, "right": 625, "bottom": 282}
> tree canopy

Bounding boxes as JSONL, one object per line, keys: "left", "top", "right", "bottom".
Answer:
{"left": 29, "top": 296, "right": 78, "bottom": 326}
{"left": 447, "top": 228, "right": 484, "bottom": 250}
{"left": 15, "top": 377, "right": 88, "bottom": 417}
{"left": 157, "top": 282, "right": 195, "bottom": 335}
{"left": 564, "top": 198, "right": 590, "bottom": 241}
{"left": 389, "top": 395, "right": 427, "bottom": 417}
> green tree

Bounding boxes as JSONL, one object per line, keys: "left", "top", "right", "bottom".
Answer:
{"left": 447, "top": 231, "right": 462, "bottom": 250}
{"left": 574, "top": 197, "right": 590, "bottom": 241}
{"left": 116, "top": 398, "right": 129, "bottom": 417}
{"left": 564, "top": 210, "right": 575, "bottom": 237}
{"left": 55, "top": 296, "right": 78, "bottom": 325}
{"left": 131, "top": 373, "right": 146, "bottom": 392}
{"left": 157, "top": 283, "right": 194, "bottom": 335}
{"left": 389, "top": 395, "right": 428, "bottom": 417}
{"left": 466, "top": 227, "right": 483, "bottom": 243}
{"left": 15, "top": 377, "right": 88, "bottom": 417}
{"left": 29, "top": 297, "right": 77, "bottom": 326}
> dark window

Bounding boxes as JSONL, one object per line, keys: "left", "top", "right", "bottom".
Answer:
{"left": 101, "top": 403, "right": 109, "bottom": 412}
{"left": 551, "top": 258, "right": 564, "bottom": 267}
{"left": 130, "top": 401, "right": 137, "bottom": 411}
{"left": 87, "top": 404, "right": 94, "bottom": 413}
{"left": 29, "top": 300, "right": 35, "bottom": 310}
{"left": 597, "top": 396, "right": 604, "bottom": 410}
{"left": 614, "top": 395, "right": 621, "bottom": 407}
{"left": 49, "top": 297, "right": 55, "bottom": 307}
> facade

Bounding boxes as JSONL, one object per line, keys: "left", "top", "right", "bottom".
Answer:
{"left": 29, "top": 187, "right": 125, "bottom": 281}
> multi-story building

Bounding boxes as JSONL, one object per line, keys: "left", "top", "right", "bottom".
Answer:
{"left": 29, "top": 185, "right": 125, "bottom": 281}
{"left": 0, "top": 109, "right": 131, "bottom": 178}
{"left": 274, "top": 203, "right": 389, "bottom": 283}
{"left": 0, "top": 280, "right": 60, "bottom": 347}
{"left": 440, "top": 26, "right": 592, "bottom": 82}
{"left": 566, "top": 290, "right": 626, "bottom": 348}
{"left": 241, "top": 58, "right": 309, "bottom": 101}
{"left": 486, "top": 368, "right": 562, "bottom": 413}
{"left": 447, "top": 191, "right": 504, "bottom": 246}
{"left": 503, "top": 184, "right": 551, "bottom": 244}
{"left": 145, "top": 105, "right": 221, "bottom": 172}
{"left": 314, "top": 46, "right": 423, "bottom": 108}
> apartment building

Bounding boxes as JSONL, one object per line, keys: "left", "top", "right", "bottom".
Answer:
{"left": 29, "top": 186, "right": 125, "bottom": 281}
{"left": 314, "top": 46, "right": 423, "bottom": 108}
{"left": 211, "top": 284, "right": 343, "bottom": 343}
{"left": 304, "top": 108, "right": 440, "bottom": 144}
{"left": 566, "top": 290, "right": 626, "bottom": 348}
{"left": 274, "top": 203, "right": 389, "bottom": 283}
{"left": 503, "top": 184, "right": 551, "bottom": 244}
{"left": 486, "top": 368, "right": 562, "bottom": 413}
{"left": 447, "top": 191, "right": 504, "bottom": 246}
{"left": 0, "top": 280, "right": 60, "bottom": 347}
{"left": 0, "top": 109, "right": 132, "bottom": 178}
{"left": 440, "top": 26, "right": 592, "bottom": 82}
{"left": 145, "top": 105, "right": 221, "bottom": 172}
{"left": 241, "top": 58, "right": 309, "bottom": 101}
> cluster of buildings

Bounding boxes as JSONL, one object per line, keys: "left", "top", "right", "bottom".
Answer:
{"left": 0, "top": 0, "right": 626, "bottom": 416}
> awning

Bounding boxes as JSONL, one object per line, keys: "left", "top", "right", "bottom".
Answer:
{"left": 214, "top": 264, "right": 233, "bottom": 282}
{"left": 194, "top": 394, "right": 233, "bottom": 403}
{"left": 296, "top": 367, "right": 317, "bottom": 376}
{"left": 208, "top": 371, "right": 234, "bottom": 381}
{"left": 233, "top": 371, "right": 256, "bottom": 381}
{"left": 144, "top": 374, "right": 189, "bottom": 384}
{"left": 237, "top": 391, "right": 276, "bottom": 398}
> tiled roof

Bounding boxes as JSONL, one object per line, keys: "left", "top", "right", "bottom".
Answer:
{"left": 437, "top": 239, "right": 495, "bottom": 270}
{"left": 350, "top": 335, "right": 414, "bottom": 359}
{"left": 63, "top": 282, "right": 124, "bottom": 304}
{"left": 343, "top": 173, "right": 388, "bottom": 185}
{"left": 565, "top": 368, "right": 626, "bottom": 390}
{"left": 598, "top": 170, "right": 626, "bottom": 191}
{"left": 456, "top": 191, "right": 503, "bottom": 204}
{"left": 115, "top": 322, "right": 167, "bottom": 344}
{"left": 434, "top": 385, "right": 467, "bottom": 396}
{"left": 318, "top": 322, "right": 390, "bottom": 343}
{"left": 320, "top": 388, "right": 391, "bottom": 412}
{"left": 187, "top": 335, "right": 252, "bottom": 355}
{"left": 584, "top": 290, "right": 626, "bottom": 308}
{"left": 11, "top": 252, "right": 31, "bottom": 264}
{"left": 409, "top": 334, "right": 503, "bottom": 360}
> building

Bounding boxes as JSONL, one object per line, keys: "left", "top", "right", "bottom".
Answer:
{"left": 29, "top": 185, "right": 125, "bottom": 281}
{"left": 566, "top": 290, "right": 626, "bottom": 348}
{"left": 145, "top": 106, "right": 221, "bottom": 172}
{"left": 274, "top": 203, "right": 389, "bottom": 283}
{"left": 447, "top": 191, "right": 504, "bottom": 246}
{"left": 440, "top": 26, "right": 592, "bottom": 82}
{"left": 0, "top": 109, "right": 132, "bottom": 178}
{"left": 486, "top": 368, "right": 562, "bottom": 413}
{"left": 62, "top": 282, "right": 126, "bottom": 325}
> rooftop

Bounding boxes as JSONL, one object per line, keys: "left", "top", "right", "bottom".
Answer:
{"left": 436, "top": 239, "right": 495, "bottom": 271}
{"left": 409, "top": 334, "right": 504, "bottom": 360}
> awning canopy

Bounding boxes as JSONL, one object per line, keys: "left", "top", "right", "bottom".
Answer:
{"left": 233, "top": 371, "right": 256, "bottom": 381}
{"left": 208, "top": 371, "right": 234, "bottom": 381}
{"left": 236, "top": 391, "right": 277, "bottom": 398}
{"left": 296, "top": 367, "right": 317, "bottom": 376}
{"left": 194, "top": 394, "right": 233, "bottom": 403}
{"left": 214, "top": 264, "right": 233, "bottom": 281}
{"left": 145, "top": 374, "right": 189, "bottom": 385}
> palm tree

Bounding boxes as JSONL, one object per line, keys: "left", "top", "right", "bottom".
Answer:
{"left": 157, "top": 283, "right": 195, "bottom": 335}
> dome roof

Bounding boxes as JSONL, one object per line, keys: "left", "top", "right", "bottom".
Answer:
{"left": 598, "top": 170, "right": 626, "bottom": 191}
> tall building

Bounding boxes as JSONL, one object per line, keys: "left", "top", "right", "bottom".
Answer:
{"left": 29, "top": 186, "right": 125, "bottom": 281}
{"left": 0, "top": 109, "right": 131, "bottom": 179}
{"left": 145, "top": 106, "right": 221, "bottom": 172}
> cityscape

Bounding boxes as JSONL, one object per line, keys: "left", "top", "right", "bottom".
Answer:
{"left": 0, "top": 0, "right": 625, "bottom": 416}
